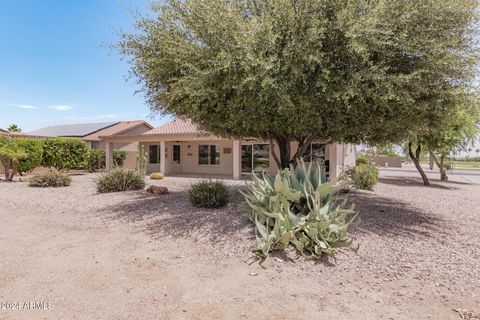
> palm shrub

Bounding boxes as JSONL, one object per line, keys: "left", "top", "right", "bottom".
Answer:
{"left": 188, "top": 180, "right": 229, "bottom": 208}
{"left": 29, "top": 171, "right": 71, "bottom": 187}
{"left": 96, "top": 168, "right": 145, "bottom": 193}
{"left": 243, "top": 161, "right": 359, "bottom": 259}
{"left": 351, "top": 164, "right": 379, "bottom": 191}
{"left": 0, "top": 139, "right": 28, "bottom": 181}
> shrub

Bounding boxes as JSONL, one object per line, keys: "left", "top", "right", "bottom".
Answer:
{"left": 42, "top": 138, "right": 88, "bottom": 171}
{"left": 0, "top": 139, "right": 28, "bottom": 181}
{"left": 96, "top": 168, "right": 145, "bottom": 193}
{"left": 87, "top": 149, "right": 128, "bottom": 172}
{"left": 355, "top": 156, "right": 369, "bottom": 166}
{"left": 28, "top": 171, "right": 71, "bottom": 187}
{"left": 243, "top": 160, "right": 359, "bottom": 259}
{"left": 88, "top": 149, "right": 105, "bottom": 172}
{"left": 113, "top": 150, "right": 127, "bottom": 167}
{"left": 351, "top": 164, "right": 379, "bottom": 191}
{"left": 188, "top": 180, "right": 229, "bottom": 208}
{"left": 150, "top": 172, "right": 164, "bottom": 180}
{"left": 15, "top": 138, "right": 44, "bottom": 173}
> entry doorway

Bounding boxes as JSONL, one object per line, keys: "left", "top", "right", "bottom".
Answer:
{"left": 241, "top": 144, "right": 270, "bottom": 174}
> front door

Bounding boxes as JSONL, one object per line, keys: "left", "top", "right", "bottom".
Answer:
{"left": 241, "top": 144, "right": 270, "bottom": 174}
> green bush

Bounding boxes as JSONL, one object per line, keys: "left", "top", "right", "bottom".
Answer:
{"left": 188, "top": 180, "right": 229, "bottom": 208}
{"left": 150, "top": 172, "right": 164, "bottom": 180}
{"left": 15, "top": 138, "right": 44, "bottom": 173}
{"left": 355, "top": 156, "right": 369, "bottom": 166}
{"left": 42, "top": 138, "right": 88, "bottom": 171}
{"left": 87, "top": 149, "right": 105, "bottom": 172}
{"left": 87, "top": 149, "right": 128, "bottom": 172}
{"left": 113, "top": 150, "right": 127, "bottom": 167}
{"left": 243, "top": 160, "right": 359, "bottom": 259}
{"left": 352, "top": 164, "right": 379, "bottom": 191}
{"left": 28, "top": 171, "right": 71, "bottom": 187}
{"left": 96, "top": 168, "right": 145, "bottom": 193}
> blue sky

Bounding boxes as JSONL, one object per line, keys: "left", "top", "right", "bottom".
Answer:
{"left": 0, "top": 0, "right": 167, "bottom": 132}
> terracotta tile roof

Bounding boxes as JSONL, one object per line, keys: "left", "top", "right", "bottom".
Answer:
{"left": 143, "top": 118, "right": 204, "bottom": 135}
{"left": 0, "top": 131, "right": 46, "bottom": 139}
{"left": 84, "top": 120, "right": 153, "bottom": 140}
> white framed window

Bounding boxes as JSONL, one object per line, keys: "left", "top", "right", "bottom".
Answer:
{"left": 198, "top": 144, "right": 220, "bottom": 165}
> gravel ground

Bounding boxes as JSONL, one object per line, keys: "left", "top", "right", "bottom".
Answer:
{"left": 0, "top": 170, "right": 479, "bottom": 319}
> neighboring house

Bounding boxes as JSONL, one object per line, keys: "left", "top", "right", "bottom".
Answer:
{"left": 102, "top": 118, "right": 356, "bottom": 180}
{"left": 0, "top": 130, "right": 45, "bottom": 139}
{"left": 29, "top": 121, "right": 153, "bottom": 169}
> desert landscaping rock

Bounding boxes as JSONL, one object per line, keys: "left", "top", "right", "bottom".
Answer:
{"left": 146, "top": 185, "right": 169, "bottom": 195}
{"left": 0, "top": 170, "right": 479, "bottom": 319}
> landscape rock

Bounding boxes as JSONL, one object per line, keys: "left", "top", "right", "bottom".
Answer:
{"left": 146, "top": 185, "right": 169, "bottom": 195}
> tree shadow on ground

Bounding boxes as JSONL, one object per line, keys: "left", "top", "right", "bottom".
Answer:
{"left": 98, "top": 186, "right": 255, "bottom": 247}
{"left": 350, "top": 190, "right": 445, "bottom": 239}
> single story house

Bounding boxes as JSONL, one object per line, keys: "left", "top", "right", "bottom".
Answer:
{"left": 29, "top": 120, "right": 153, "bottom": 168}
{"left": 102, "top": 118, "right": 356, "bottom": 181}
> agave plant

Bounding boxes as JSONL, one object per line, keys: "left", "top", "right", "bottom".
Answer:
{"left": 242, "top": 160, "right": 359, "bottom": 259}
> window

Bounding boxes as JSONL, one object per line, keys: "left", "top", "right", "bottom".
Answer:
{"left": 303, "top": 143, "right": 325, "bottom": 163}
{"left": 149, "top": 145, "right": 159, "bottom": 164}
{"left": 173, "top": 145, "right": 181, "bottom": 164}
{"left": 199, "top": 144, "right": 220, "bottom": 165}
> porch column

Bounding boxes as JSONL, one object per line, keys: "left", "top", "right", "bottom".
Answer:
{"left": 105, "top": 142, "right": 114, "bottom": 171}
{"left": 233, "top": 140, "right": 241, "bottom": 179}
{"left": 160, "top": 141, "right": 166, "bottom": 174}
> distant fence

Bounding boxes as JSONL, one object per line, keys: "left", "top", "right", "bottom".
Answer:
{"left": 370, "top": 156, "right": 402, "bottom": 168}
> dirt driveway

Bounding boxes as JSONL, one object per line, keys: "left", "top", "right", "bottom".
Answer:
{"left": 0, "top": 171, "right": 479, "bottom": 319}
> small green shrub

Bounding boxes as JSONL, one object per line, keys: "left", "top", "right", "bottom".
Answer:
{"left": 355, "top": 156, "right": 369, "bottom": 166}
{"left": 88, "top": 149, "right": 105, "bottom": 172}
{"left": 42, "top": 138, "right": 88, "bottom": 171}
{"left": 14, "top": 138, "right": 44, "bottom": 173}
{"left": 352, "top": 164, "right": 379, "bottom": 190}
{"left": 150, "top": 172, "right": 164, "bottom": 180}
{"left": 87, "top": 149, "right": 128, "bottom": 172}
{"left": 188, "top": 180, "right": 229, "bottom": 208}
{"left": 96, "top": 168, "right": 145, "bottom": 193}
{"left": 28, "top": 171, "right": 71, "bottom": 187}
{"left": 113, "top": 150, "right": 127, "bottom": 167}
{"left": 243, "top": 160, "right": 359, "bottom": 259}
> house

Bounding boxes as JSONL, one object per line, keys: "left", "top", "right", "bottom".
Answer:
{"left": 102, "top": 118, "right": 356, "bottom": 180}
{"left": 29, "top": 121, "right": 153, "bottom": 168}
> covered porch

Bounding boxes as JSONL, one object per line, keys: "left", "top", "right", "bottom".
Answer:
{"left": 103, "top": 132, "right": 354, "bottom": 181}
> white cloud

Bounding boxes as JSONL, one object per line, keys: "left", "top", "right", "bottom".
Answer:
{"left": 7, "top": 103, "right": 40, "bottom": 109}
{"left": 50, "top": 105, "right": 74, "bottom": 111}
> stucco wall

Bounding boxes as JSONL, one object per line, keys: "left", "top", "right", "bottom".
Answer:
{"left": 139, "top": 138, "right": 355, "bottom": 180}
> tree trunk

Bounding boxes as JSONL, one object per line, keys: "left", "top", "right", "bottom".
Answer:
{"left": 8, "top": 161, "right": 18, "bottom": 182}
{"left": 1, "top": 157, "right": 10, "bottom": 181}
{"left": 408, "top": 142, "right": 430, "bottom": 186}
{"left": 439, "top": 154, "right": 448, "bottom": 181}
{"left": 274, "top": 137, "right": 291, "bottom": 169}
{"left": 428, "top": 153, "right": 434, "bottom": 170}
{"left": 429, "top": 151, "right": 448, "bottom": 182}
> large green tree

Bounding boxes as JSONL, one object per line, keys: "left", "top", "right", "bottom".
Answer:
{"left": 120, "top": 0, "right": 479, "bottom": 169}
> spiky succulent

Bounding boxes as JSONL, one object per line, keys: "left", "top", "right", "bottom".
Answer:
{"left": 242, "top": 160, "right": 359, "bottom": 259}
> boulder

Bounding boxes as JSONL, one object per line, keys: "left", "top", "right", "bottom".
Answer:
{"left": 146, "top": 185, "right": 169, "bottom": 195}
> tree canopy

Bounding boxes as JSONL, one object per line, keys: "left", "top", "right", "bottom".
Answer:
{"left": 120, "top": 0, "right": 479, "bottom": 168}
